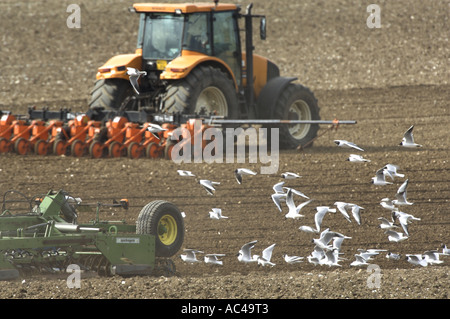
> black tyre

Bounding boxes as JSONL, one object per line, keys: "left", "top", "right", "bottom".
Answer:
{"left": 88, "top": 79, "right": 134, "bottom": 111}
{"left": 272, "top": 84, "right": 320, "bottom": 149}
{"left": 163, "top": 65, "right": 239, "bottom": 118}
{"left": 136, "top": 200, "right": 184, "bottom": 258}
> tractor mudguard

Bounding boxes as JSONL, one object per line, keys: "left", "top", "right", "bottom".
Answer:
{"left": 96, "top": 53, "right": 142, "bottom": 81}
{"left": 255, "top": 76, "right": 297, "bottom": 119}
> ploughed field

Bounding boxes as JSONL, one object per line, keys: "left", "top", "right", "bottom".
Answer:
{"left": 0, "top": 0, "right": 448, "bottom": 299}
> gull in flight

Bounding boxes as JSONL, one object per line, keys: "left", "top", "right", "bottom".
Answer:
{"left": 234, "top": 168, "right": 257, "bottom": 184}
{"left": 380, "top": 198, "right": 396, "bottom": 211}
{"left": 399, "top": 125, "right": 422, "bottom": 148}
{"left": 356, "top": 249, "right": 386, "bottom": 261}
{"left": 180, "top": 249, "right": 203, "bottom": 263}
{"left": 406, "top": 254, "right": 428, "bottom": 267}
{"left": 350, "top": 204, "right": 365, "bottom": 225}
{"left": 283, "top": 187, "right": 310, "bottom": 199}
{"left": 271, "top": 192, "right": 286, "bottom": 212}
{"left": 322, "top": 249, "right": 343, "bottom": 267}
{"left": 347, "top": 154, "right": 371, "bottom": 163}
{"left": 314, "top": 206, "right": 337, "bottom": 232}
{"left": 298, "top": 225, "right": 319, "bottom": 234}
{"left": 147, "top": 123, "right": 167, "bottom": 139}
{"left": 350, "top": 255, "right": 370, "bottom": 267}
{"left": 334, "top": 140, "right": 364, "bottom": 151}
{"left": 283, "top": 254, "right": 304, "bottom": 264}
{"left": 386, "top": 252, "right": 401, "bottom": 260}
{"left": 383, "top": 164, "right": 405, "bottom": 180}
{"left": 422, "top": 250, "right": 444, "bottom": 265}
{"left": 334, "top": 201, "right": 353, "bottom": 223}
{"left": 208, "top": 208, "right": 228, "bottom": 220}
{"left": 371, "top": 168, "right": 393, "bottom": 186}
{"left": 378, "top": 217, "right": 398, "bottom": 230}
{"left": 392, "top": 179, "right": 413, "bottom": 206}
{"left": 391, "top": 210, "right": 420, "bottom": 236}
{"left": 199, "top": 179, "right": 220, "bottom": 195}
{"left": 177, "top": 170, "right": 195, "bottom": 177}
{"left": 127, "top": 67, "right": 147, "bottom": 94}
{"left": 312, "top": 228, "right": 349, "bottom": 251}
{"left": 237, "top": 240, "right": 258, "bottom": 263}
{"left": 204, "top": 254, "right": 226, "bottom": 265}
{"left": 254, "top": 244, "right": 276, "bottom": 267}
{"left": 281, "top": 172, "right": 301, "bottom": 179}
{"left": 385, "top": 230, "right": 409, "bottom": 243}
{"left": 272, "top": 181, "right": 286, "bottom": 194}
{"left": 284, "top": 189, "right": 313, "bottom": 219}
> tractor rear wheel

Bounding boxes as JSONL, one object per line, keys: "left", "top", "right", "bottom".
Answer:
{"left": 273, "top": 84, "right": 320, "bottom": 149}
{"left": 136, "top": 200, "right": 184, "bottom": 258}
{"left": 163, "top": 65, "right": 239, "bottom": 118}
{"left": 88, "top": 79, "right": 134, "bottom": 111}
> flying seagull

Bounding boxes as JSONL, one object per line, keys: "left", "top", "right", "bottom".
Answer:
{"left": 147, "top": 123, "right": 167, "bottom": 139}
{"left": 399, "top": 125, "right": 422, "bottom": 148}
{"left": 334, "top": 140, "right": 364, "bottom": 151}
{"left": 391, "top": 210, "right": 420, "bottom": 236}
{"left": 281, "top": 172, "right": 301, "bottom": 179}
{"left": 383, "top": 164, "right": 405, "bottom": 179}
{"left": 237, "top": 240, "right": 258, "bottom": 263}
{"left": 378, "top": 217, "right": 398, "bottom": 230}
{"left": 284, "top": 189, "right": 313, "bottom": 219}
{"left": 347, "top": 154, "right": 371, "bottom": 163}
{"left": 127, "top": 67, "right": 147, "bottom": 95}
{"left": 199, "top": 179, "right": 220, "bottom": 195}
{"left": 298, "top": 225, "right": 320, "bottom": 234}
{"left": 208, "top": 208, "right": 228, "bottom": 220}
{"left": 283, "top": 254, "right": 304, "bottom": 264}
{"left": 177, "top": 170, "right": 195, "bottom": 177}
{"left": 204, "top": 254, "right": 226, "bottom": 265}
{"left": 254, "top": 243, "right": 276, "bottom": 267}
{"left": 234, "top": 168, "right": 257, "bottom": 184}
{"left": 314, "top": 206, "right": 337, "bottom": 232}
{"left": 385, "top": 230, "right": 409, "bottom": 243}
{"left": 180, "top": 249, "right": 203, "bottom": 263}
{"left": 371, "top": 168, "right": 393, "bottom": 186}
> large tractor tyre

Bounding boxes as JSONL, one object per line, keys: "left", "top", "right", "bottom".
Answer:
{"left": 136, "top": 200, "right": 184, "bottom": 258}
{"left": 272, "top": 84, "right": 320, "bottom": 149}
{"left": 163, "top": 65, "right": 239, "bottom": 118}
{"left": 88, "top": 79, "right": 134, "bottom": 111}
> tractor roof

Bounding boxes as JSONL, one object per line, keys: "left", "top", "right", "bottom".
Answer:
{"left": 133, "top": 2, "right": 238, "bottom": 13}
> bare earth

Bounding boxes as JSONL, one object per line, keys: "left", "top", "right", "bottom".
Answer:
{"left": 0, "top": 0, "right": 449, "bottom": 302}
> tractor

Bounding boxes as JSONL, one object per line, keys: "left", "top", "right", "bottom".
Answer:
{"left": 89, "top": 1, "right": 321, "bottom": 149}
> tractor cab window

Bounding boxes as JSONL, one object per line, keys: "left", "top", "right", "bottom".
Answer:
{"left": 213, "top": 11, "right": 241, "bottom": 85}
{"left": 182, "top": 13, "right": 212, "bottom": 55}
{"left": 141, "top": 13, "right": 183, "bottom": 60}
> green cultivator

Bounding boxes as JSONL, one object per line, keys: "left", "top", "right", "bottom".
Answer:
{"left": 0, "top": 189, "right": 184, "bottom": 280}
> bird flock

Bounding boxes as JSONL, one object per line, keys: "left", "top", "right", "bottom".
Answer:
{"left": 176, "top": 125, "right": 448, "bottom": 269}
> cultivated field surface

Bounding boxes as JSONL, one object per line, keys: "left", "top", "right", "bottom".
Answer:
{"left": 0, "top": 0, "right": 448, "bottom": 300}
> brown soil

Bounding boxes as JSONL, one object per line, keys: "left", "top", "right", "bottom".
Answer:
{"left": 0, "top": 0, "right": 448, "bottom": 301}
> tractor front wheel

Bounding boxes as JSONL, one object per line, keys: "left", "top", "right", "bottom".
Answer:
{"left": 136, "top": 200, "right": 184, "bottom": 258}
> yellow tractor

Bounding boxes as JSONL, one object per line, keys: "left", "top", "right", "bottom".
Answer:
{"left": 89, "top": 1, "right": 320, "bottom": 149}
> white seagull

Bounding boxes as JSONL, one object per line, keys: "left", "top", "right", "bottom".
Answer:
{"left": 386, "top": 252, "right": 401, "bottom": 261}
{"left": 334, "top": 139, "right": 364, "bottom": 151}
{"left": 208, "top": 208, "right": 228, "bottom": 220}
{"left": 281, "top": 172, "right": 301, "bottom": 179}
{"left": 347, "top": 154, "right": 371, "bottom": 163}
{"left": 391, "top": 210, "right": 420, "bottom": 236}
{"left": 283, "top": 254, "right": 304, "bottom": 264}
{"left": 127, "top": 67, "right": 147, "bottom": 94}
{"left": 237, "top": 240, "right": 258, "bottom": 263}
{"left": 441, "top": 244, "right": 450, "bottom": 256}
{"left": 177, "top": 170, "right": 195, "bottom": 177}
{"left": 380, "top": 198, "right": 396, "bottom": 211}
{"left": 204, "top": 254, "right": 226, "bottom": 265}
{"left": 406, "top": 254, "right": 428, "bottom": 267}
{"left": 234, "top": 168, "right": 257, "bottom": 184}
{"left": 147, "top": 123, "right": 167, "bottom": 139}
{"left": 350, "top": 204, "right": 365, "bottom": 225}
{"left": 180, "top": 249, "right": 203, "bottom": 263}
{"left": 385, "top": 230, "right": 409, "bottom": 243}
{"left": 271, "top": 192, "right": 286, "bottom": 212}
{"left": 378, "top": 217, "right": 398, "bottom": 230}
{"left": 422, "top": 250, "right": 444, "bottom": 265}
{"left": 199, "top": 179, "right": 220, "bottom": 195}
{"left": 334, "top": 201, "right": 353, "bottom": 223}
{"left": 314, "top": 206, "right": 337, "bottom": 232}
{"left": 393, "top": 179, "right": 413, "bottom": 206}
{"left": 272, "top": 181, "right": 286, "bottom": 194}
{"left": 298, "top": 225, "right": 319, "bottom": 234}
{"left": 283, "top": 187, "right": 310, "bottom": 199}
{"left": 383, "top": 164, "right": 405, "bottom": 179}
{"left": 399, "top": 125, "right": 422, "bottom": 148}
{"left": 350, "top": 255, "right": 370, "bottom": 267}
{"left": 254, "top": 244, "right": 276, "bottom": 267}
{"left": 285, "top": 189, "right": 313, "bottom": 219}
{"left": 371, "top": 168, "right": 393, "bottom": 186}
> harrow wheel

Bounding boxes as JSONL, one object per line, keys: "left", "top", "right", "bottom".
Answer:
{"left": 127, "top": 142, "right": 142, "bottom": 159}
{"left": 164, "top": 141, "right": 176, "bottom": 160}
{"left": 14, "top": 138, "right": 29, "bottom": 155}
{"left": 34, "top": 140, "right": 49, "bottom": 156}
{"left": 108, "top": 141, "right": 122, "bottom": 158}
{"left": 136, "top": 200, "right": 184, "bottom": 258}
{"left": 89, "top": 141, "right": 105, "bottom": 158}
{"left": 53, "top": 138, "right": 67, "bottom": 156}
{"left": 146, "top": 142, "right": 161, "bottom": 159}
{"left": 0, "top": 138, "right": 11, "bottom": 153}
{"left": 71, "top": 140, "right": 85, "bottom": 157}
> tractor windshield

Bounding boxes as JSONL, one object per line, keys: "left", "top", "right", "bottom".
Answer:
{"left": 139, "top": 13, "right": 184, "bottom": 60}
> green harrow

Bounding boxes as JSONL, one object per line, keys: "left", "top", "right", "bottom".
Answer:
{"left": 0, "top": 189, "right": 184, "bottom": 280}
